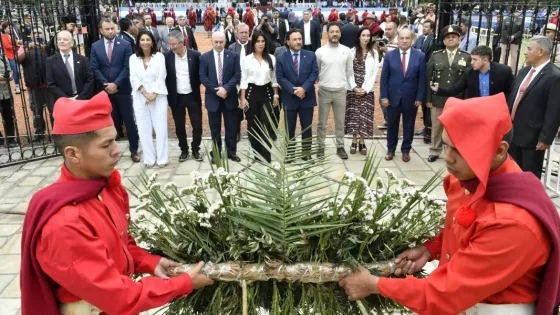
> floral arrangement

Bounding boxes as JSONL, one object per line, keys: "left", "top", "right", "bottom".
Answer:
{"left": 129, "top": 131, "right": 445, "bottom": 315}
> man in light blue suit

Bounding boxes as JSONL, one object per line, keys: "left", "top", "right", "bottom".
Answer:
{"left": 276, "top": 29, "right": 319, "bottom": 161}
{"left": 459, "top": 20, "right": 477, "bottom": 53}
{"left": 380, "top": 28, "right": 426, "bottom": 163}
{"left": 199, "top": 31, "right": 241, "bottom": 164}
{"left": 90, "top": 17, "right": 140, "bottom": 163}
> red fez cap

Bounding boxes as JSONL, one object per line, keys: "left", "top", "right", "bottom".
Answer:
{"left": 53, "top": 92, "right": 114, "bottom": 135}
{"left": 438, "top": 93, "right": 512, "bottom": 202}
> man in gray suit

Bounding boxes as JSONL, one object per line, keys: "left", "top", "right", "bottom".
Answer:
{"left": 142, "top": 14, "right": 161, "bottom": 50}
{"left": 159, "top": 17, "right": 177, "bottom": 52}
{"left": 228, "top": 23, "right": 251, "bottom": 142}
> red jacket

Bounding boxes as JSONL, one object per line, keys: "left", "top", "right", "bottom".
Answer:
{"left": 24, "top": 165, "right": 193, "bottom": 315}
{"left": 378, "top": 158, "right": 553, "bottom": 314}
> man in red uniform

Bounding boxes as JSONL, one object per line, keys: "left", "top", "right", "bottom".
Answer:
{"left": 243, "top": 7, "right": 256, "bottom": 35}
{"left": 361, "top": 9, "right": 369, "bottom": 25}
{"left": 328, "top": 8, "right": 338, "bottom": 22}
{"left": 339, "top": 93, "right": 560, "bottom": 315}
{"left": 188, "top": 6, "right": 197, "bottom": 28}
{"left": 20, "top": 92, "right": 214, "bottom": 315}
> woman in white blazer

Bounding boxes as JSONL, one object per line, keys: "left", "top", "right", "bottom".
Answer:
{"left": 129, "top": 30, "right": 168, "bottom": 167}
{"left": 345, "top": 26, "right": 380, "bottom": 155}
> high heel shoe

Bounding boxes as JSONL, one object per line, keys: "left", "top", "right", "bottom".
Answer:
{"left": 359, "top": 143, "right": 367, "bottom": 155}
{"left": 350, "top": 142, "right": 357, "bottom": 154}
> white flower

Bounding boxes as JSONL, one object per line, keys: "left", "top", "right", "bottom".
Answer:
{"left": 384, "top": 168, "right": 396, "bottom": 180}
{"left": 402, "top": 178, "right": 415, "bottom": 187}
{"left": 149, "top": 183, "right": 161, "bottom": 192}
{"left": 148, "top": 172, "right": 158, "bottom": 185}
{"left": 345, "top": 172, "right": 356, "bottom": 183}
{"left": 271, "top": 161, "right": 281, "bottom": 170}
{"left": 216, "top": 167, "right": 228, "bottom": 177}
{"left": 164, "top": 182, "right": 177, "bottom": 191}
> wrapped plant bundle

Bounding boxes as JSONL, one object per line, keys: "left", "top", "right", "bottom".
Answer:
{"left": 167, "top": 260, "right": 396, "bottom": 283}
{"left": 129, "top": 127, "right": 445, "bottom": 315}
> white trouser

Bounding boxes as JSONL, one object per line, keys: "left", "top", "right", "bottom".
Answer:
{"left": 461, "top": 302, "right": 536, "bottom": 315}
{"left": 133, "top": 95, "right": 169, "bottom": 165}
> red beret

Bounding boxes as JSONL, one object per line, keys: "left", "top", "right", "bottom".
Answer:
{"left": 53, "top": 92, "right": 114, "bottom": 135}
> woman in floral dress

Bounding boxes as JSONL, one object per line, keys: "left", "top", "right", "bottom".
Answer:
{"left": 345, "top": 27, "right": 380, "bottom": 155}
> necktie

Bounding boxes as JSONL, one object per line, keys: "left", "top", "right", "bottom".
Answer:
{"left": 401, "top": 51, "right": 406, "bottom": 76}
{"left": 511, "top": 68, "right": 536, "bottom": 120}
{"left": 182, "top": 28, "right": 190, "bottom": 48}
{"left": 448, "top": 52, "right": 454, "bottom": 66}
{"left": 293, "top": 53, "right": 299, "bottom": 75}
{"left": 217, "top": 53, "right": 223, "bottom": 86}
{"left": 64, "top": 54, "right": 77, "bottom": 95}
{"left": 107, "top": 40, "right": 113, "bottom": 63}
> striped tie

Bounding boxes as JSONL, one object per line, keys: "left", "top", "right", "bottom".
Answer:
{"left": 217, "top": 53, "right": 223, "bottom": 86}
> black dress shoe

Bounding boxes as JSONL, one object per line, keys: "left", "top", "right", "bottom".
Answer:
{"left": 428, "top": 155, "right": 439, "bottom": 162}
{"left": 192, "top": 150, "right": 203, "bottom": 161}
{"left": 179, "top": 151, "right": 189, "bottom": 162}
{"left": 229, "top": 155, "right": 241, "bottom": 162}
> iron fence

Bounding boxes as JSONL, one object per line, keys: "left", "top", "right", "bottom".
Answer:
{"left": 0, "top": 0, "right": 106, "bottom": 167}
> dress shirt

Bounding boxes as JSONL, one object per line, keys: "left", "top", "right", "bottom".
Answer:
{"left": 479, "top": 66, "right": 490, "bottom": 97}
{"left": 103, "top": 38, "right": 114, "bottom": 57}
{"left": 60, "top": 50, "right": 74, "bottom": 74}
{"left": 213, "top": 49, "right": 224, "bottom": 84}
{"left": 175, "top": 49, "right": 192, "bottom": 94}
{"left": 446, "top": 48, "right": 458, "bottom": 65}
{"left": 513, "top": 60, "right": 549, "bottom": 106}
{"left": 290, "top": 49, "right": 300, "bottom": 74}
{"left": 303, "top": 21, "right": 311, "bottom": 45}
{"left": 240, "top": 53, "right": 279, "bottom": 89}
{"left": 238, "top": 40, "right": 249, "bottom": 63}
{"left": 399, "top": 48, "right": 411, "bottom": 74}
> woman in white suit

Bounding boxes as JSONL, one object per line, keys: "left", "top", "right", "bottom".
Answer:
{"left": 345, "top": 26, "right": 380, "bottom": 155}
{"left": 129, "top": 30, "right": 169, "bottom": 167}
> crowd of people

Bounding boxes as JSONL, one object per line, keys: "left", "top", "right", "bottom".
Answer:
{"left": 1, "top": 4, "right": 560, "bottom": 179}
{"left": 9, "top": 4, "right": 560, "bottom": 315}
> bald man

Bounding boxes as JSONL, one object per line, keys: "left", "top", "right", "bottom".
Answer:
{"left": 160, "top": 17, "right": 177, "bottom": 52}
{"left": 46, "top": 30, "right": 94, "bottom": 103}
{"left": 199, "top": 31, "right": 241, "bottom": 164}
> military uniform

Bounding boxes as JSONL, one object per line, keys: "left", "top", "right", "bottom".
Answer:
{"left": 425, "top": 25, "right": 471, "bottom": 160}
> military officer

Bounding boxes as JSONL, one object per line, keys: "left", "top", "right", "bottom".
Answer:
{"left": 425, "top": 25, "right": 471, "bottom": 162}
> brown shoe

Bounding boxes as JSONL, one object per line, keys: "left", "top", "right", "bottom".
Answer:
{"left": 385, "top": 152, "right": 395, "bottom": 161}
{"left": 402, "top": 153, "right": 410, "bottom": 162}
{"left": 131, "top": 152, "right": 140, "bottom": 163}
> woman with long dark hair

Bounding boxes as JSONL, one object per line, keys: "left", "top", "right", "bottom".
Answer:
{"left": 129, "top": 30, "right": 168, "bottom": 167}
{"left": 239, "top": 31, "right": 280, "bottom": 163}
{"left": 224, "top": 14, "right": 236, "bottom": 47}
{"left": 345, "top": 27, "right": 380, "bottom": 155}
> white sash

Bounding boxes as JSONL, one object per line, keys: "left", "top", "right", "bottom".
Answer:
{"left": 461, "top": 302, "right": 536, "bottom": 315}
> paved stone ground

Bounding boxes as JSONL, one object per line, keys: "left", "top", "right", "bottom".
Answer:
{"left": 1, "top": 136, "right": 560, "bottom": 314}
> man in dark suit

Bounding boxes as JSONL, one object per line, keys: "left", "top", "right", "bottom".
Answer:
{"left": 176, "top": 15, "right": 198, "bottom": 50}
{"left": 272, "top": 8, "right": 290, "bottom": 45}
{"left": 90, "top": 18, "right": 140, "bottom": 163}
{"left": 118, "top": 18, "right": 138, "bottom": 53}
{"left": 508, "top": 36, "right": 560, "bottom": 179}
{"left": 297, "top": 10, "right": 321, "bottom": 52}
{"left": 340, "top": 14, "right": 358, "bottom": 48}
{"left": 200, "top": 31, "right": 242, "bottom": 164}
{"left": 142, "top": 14, "right": 161, "bottom": 50}
{"left": 431, "top": 45, "right": 515, "bottom": 100}
{"left": 164, "top": 30, "right": 202, "bottom": 162}
{"left": 412, "top": 20, "right": 435, "bottom": 62}
{"left": 46, "top": 30, "right": 95, "bottom": 103}
{"left": 276, "top": 29, "right": 319, "bottom": 161}
{"left": 412, "top": 19, "right": 436, "bottom": 144}
{"left": 380, "top": 28, "right": 426, "bottom": 162}
{"left": 228, "top": 23, "right": 252, "bottom": 142}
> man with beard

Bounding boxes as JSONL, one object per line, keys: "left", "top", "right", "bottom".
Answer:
{"left": 315, "top": 22, "right": 355, "bottom": 160}
{"left": 118, "top": 18, "right": 138, "bottom": 53}
{"left": 90, "top": 18, "right": 140, "bottom": 163}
